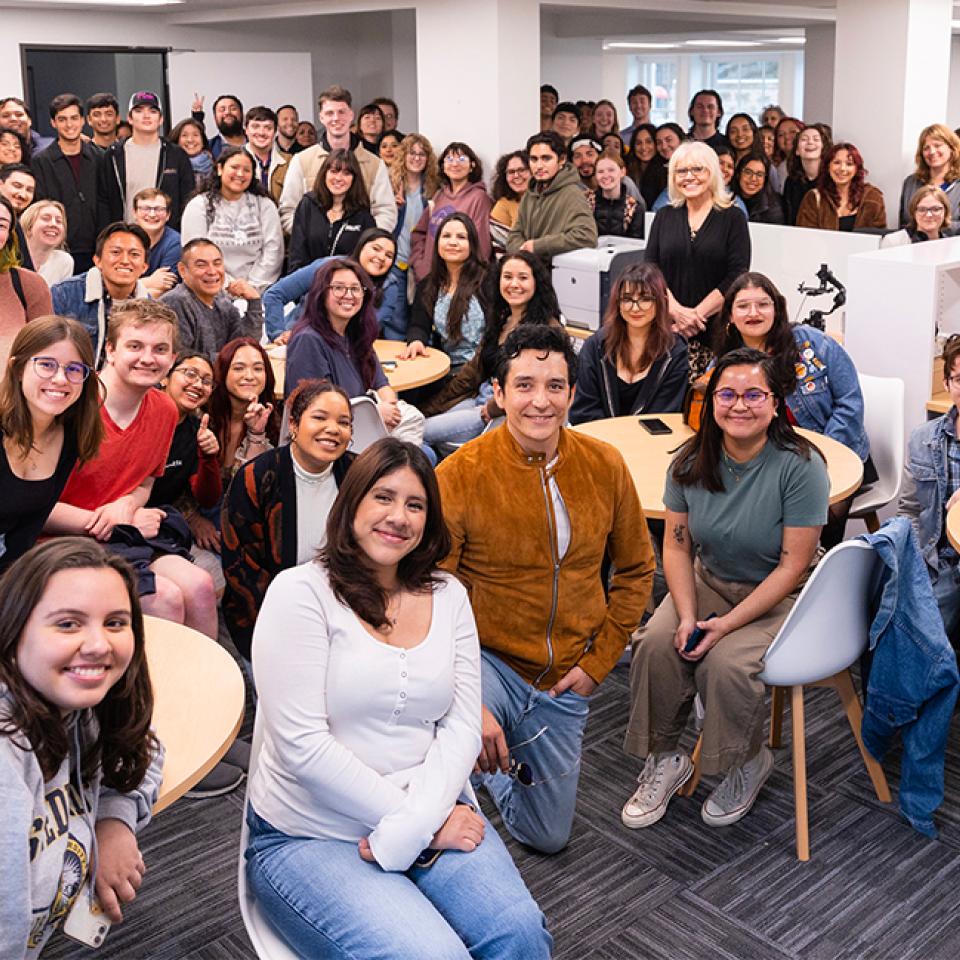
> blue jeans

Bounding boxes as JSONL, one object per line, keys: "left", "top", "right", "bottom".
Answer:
{"left": 932, "top": 554, "right": 960, "bottom": 639}
{"left": 475, "top": 650, "right": 591, "bottom": 854}
{"left": 423, "top": 382, "right": 494, "bottom": 446}
{"left": 245, "top": 807, "right": 552, "bottom": 960}
{"left": 379, "top": 265, "right": 410, "bottom": 341}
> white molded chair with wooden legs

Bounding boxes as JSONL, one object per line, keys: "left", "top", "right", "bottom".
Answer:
{"left": 849, "top": 374, "right": 905, "bottom": 532}
{"left": 679, "top": 540, "right": 892, "bottom": 860}
{"left": 238, "top": 713, "right": 301, "bottom": 960}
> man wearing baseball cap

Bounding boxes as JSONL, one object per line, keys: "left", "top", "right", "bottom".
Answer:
{"left": 96, "top": 90, "right": 195, "bottom": 231}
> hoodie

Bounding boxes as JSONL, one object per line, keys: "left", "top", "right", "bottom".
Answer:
{"left": 506, "top": 163, "right": 598, "bottom": 261}
{"left": 0, "top": 689, "right": 163, "bottom": 958}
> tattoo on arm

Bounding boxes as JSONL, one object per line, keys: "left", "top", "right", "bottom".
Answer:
{"left": 672, "top": 523, "right": 686, "bottom": 545}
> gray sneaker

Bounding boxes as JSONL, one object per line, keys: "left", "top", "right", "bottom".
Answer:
{"left": 701, "top": 746, "right": 774, "bottom": 827}
{"left": 621, "top": 752, "right": 693, "bottom": 829}
{"left": 185, "top": 761, "right": 245, "bottom": 799}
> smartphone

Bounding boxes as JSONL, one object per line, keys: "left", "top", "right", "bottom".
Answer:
{"left": 381, "top": 360, "right": 398, "bottom": 372}
{"left": 683, "top": 613, "right": 718, "bottom": 654}
{"left": 640, "top": 418, "right": 672, "bottom": 436}
{"left": 62, "top": 884, "right": 111, "bottom": 948}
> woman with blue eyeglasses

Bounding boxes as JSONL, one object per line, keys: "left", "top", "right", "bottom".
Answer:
{"left": 714, "top": 271, "right": 873, "bottom": 548}
{"left": 622, "top": 348, "right": 828, "bottom": 833}
{"left": 0, "top": 316, "right": 104, "bottom": 574}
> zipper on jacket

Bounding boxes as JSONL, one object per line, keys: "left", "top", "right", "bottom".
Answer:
{"left": 532, "top": 464, "right": 562, "bottom": 687}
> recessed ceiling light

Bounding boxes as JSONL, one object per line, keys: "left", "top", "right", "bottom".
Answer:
{"left": 28, "top": 1, "right": 183, "bottom": 6}
{"left": 685, "top": 40, "right": 761, "bottom": 47}
{"left": 771, "top": 37, "right": 806, "bottom": 44}
{"left": 605, "top": 42, "right": 682, "bottom": 50}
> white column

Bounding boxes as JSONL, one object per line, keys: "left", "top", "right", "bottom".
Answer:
{"left": 391, "top": 10, "right": 419, "bottom": 133}
{"left": 802, "top": 25, "right": 835, "bottom": 123}
{"left": 833, "top": 0, "right": 953, "bottom": 225}
{"left": 415, "top": 0, "right": 539, "bottom": 173}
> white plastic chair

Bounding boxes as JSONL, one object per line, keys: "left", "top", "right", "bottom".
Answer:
{"left": 238, "top": 714, "right": 301, "bottom": 960}
{"left": 849, "top": 374, "right": 905, "bottom": 532}
{"left": 349, "top": 396, "right": 389, "bottom": 454}
{"left": 680, "top": 541, "right": 892, "bottom": 860}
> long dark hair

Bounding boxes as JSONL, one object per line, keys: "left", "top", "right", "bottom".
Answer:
{"left": 819, "top": 142, "right": 866, "bottom": 211}
{"left": 626, "top": 123, "right": 658, "bottom": 175}
{"left": 733, "top": 152, "right": 780, "bottom": 214}
{"left": 208, "top": 337, "right": 279, "bottom": 452}
{"left": 714, "top": 272, "right": 799, "bottom": 390}
{"left": 0, "top": 538, "right": 156, "bottom": 789}
{"left": 1, "top": 315, "right": 105, "bottom": 463}
{"left": 203, "top": 145, "right": 265, "bottom": 225}
{"left": 420, "top": 212, "right": 488, "bottom": 345}
{"left": 787, "top": 123, "right": 832, "bottom": 182}
{"left": 671, "top": 347, "right": 817, "bottom": 493}
{"left": 724, "top": 112, "right": 759, "bottom": 154}
{"left": 351, "top": 227, "right": 397, "bottom": 307}
{"left": 601, "top": 263, "right": 675, "bottom": 376}
{"left": 321, "top": 438, "right": 450, "bottom": 630}
{"left": 492, "top": 150, "right": 529, "bottom": 202}
{"left": 312, "top": 148, "right": 370, "bottom": 217}
{"left": 438, "top": 141, "right": 484, "bottom": 188}
{"left": 294, "top": 258, "right": 380, "bottom": 390}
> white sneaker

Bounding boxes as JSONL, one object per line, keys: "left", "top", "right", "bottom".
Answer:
{"left": 621, "top": 752, "right": 692, "bottom": 829}
{"left": 701, "top": 746, "right": 774, "bottom": 827}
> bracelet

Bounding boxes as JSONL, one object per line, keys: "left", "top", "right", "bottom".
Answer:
{"left": 247, "top": 431, "right": 267, "bottom": 442}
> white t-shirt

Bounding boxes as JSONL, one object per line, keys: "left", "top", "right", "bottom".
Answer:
{"left": 123, "top": 140, "right": 162, "bottom": 221}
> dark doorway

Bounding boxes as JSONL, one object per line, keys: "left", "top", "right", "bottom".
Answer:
{"left": 21, "top": 46, "right": 169, "bottom": 139}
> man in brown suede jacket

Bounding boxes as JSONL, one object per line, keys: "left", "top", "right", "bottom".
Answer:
{"left": 437, "top": 325, "right": 654, "bottom": 853}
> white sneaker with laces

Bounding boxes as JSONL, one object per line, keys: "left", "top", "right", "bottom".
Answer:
{"left": 621, "top": 752, "right": 692, "bottom": 829}
{"left": 701, "top": 745, "right": 774, "bottom": 827}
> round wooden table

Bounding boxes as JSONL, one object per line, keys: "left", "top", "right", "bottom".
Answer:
{"left": 572, "top": 413, "right": 865, "bottom": 519}
{"left": 265, "top": 340, "right": 450, "bottom": 396}
{"left": 146, "top": 616, "right": 246, "bottom": 813}
{"left": 948, "top": 502, "right": 960, "bottom": 552}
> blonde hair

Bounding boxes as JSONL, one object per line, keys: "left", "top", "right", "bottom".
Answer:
{"left": 19, "top": 200, "right": 69, "bottom": 251}
{"left": 106, "top": 299, "right": 180, "bottom": 354}
{"left": 914, "top": 124, "right": 960, "bottom": 184}
{"left": 388, "top": 133, "right": 440, "bottom": 201}
{"left": 667, "top": 140, "right": 733, "bottom": 210}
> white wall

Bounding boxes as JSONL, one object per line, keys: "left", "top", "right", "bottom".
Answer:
{"left": 949, "top": 37, "right": 960, "bottom": 129}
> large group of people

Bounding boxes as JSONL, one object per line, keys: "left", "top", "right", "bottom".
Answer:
{"left": 1, "top": 75, "right": 959, "bottom": 960}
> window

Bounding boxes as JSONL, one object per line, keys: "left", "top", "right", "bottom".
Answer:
{"left": 628, "top": 58, "right": 678, "bottom": 127}
{"left": 703, "top": 57, "right": 780, "bottom": 120}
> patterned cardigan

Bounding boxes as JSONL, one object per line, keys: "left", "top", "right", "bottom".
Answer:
{"left": 221, "top": 444, "right": 354, "bottom": 659}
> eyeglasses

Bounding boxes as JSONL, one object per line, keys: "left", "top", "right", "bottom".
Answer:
{"left": 31, "top": 356, "right": 91, "bottom": 384}
{"left": 174, "top": 366, "right": 214, "bottom": 388}
{"left": 740, "top": 168, "right": 765, "bottom": 181}
{"left": 136, "top": 204, "right": 168, "bottom": 216}
{"left": 714, "top": 387, "right": 772, "bottom": 407}
{"left": 732, "top": 299, "right": 775, "bottom": 316}
{"left": 408, "top": 150, "right": 427, "bottom": 159}
{"left": 444, "top": 153, "right": 469, "bottom": 164}
{"left": 620, "top": 295, "right": 656, "bottom": 309}
{"left": 947, "top": 376, "right": 960, "bottom": 387}
{"left": 329, "top": 282, "right": 364, "bottom": 299}
{"left": 917, "top": 206, "right": 945, "bottom": 217}
{"left": 675, "top": 165, "right": 707, "bottom": 178}
{"left": 506, "top": 167, "right": 529, "bottom": 178}
{"left": 506, "top": 725, "right": 579, "bottom": 788}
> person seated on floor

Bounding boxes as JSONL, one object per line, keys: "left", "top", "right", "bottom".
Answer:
{"left": 160, "top": 238, "right": 262, "bottom": 361}
{"left": 402, "top": 212, "right": 489, "bottom": 377}
{"left": 132, "top": 188, "right": 182, "bottom": 299}
{"left": 0, "top": 316, "right": 103, "bottom": 575}
{"left": 899, "top": 333, "right": 960, "bottom": 643}
{"left": 149, "top": 351, "right": 223, "bottom": 591}
{"left": 0, "top": 538, "right": 164, "bottom": 958}
{"left": 570, "top": 262, "right": 688, "bottom": 424}
{"left": 51, "top": 222, "right": 151, "bottom": 368}
{"left": 222, "top": 379, "right": 354, "bottom": 664}
{"left": 437, "top": 324, "right": 654, "bottom": 854}
{"left": 263, "top": 227, "right": 396, "bottom": 345}
{"left": 421, "top": 250, "right": 560, "bottom": 450}
{"left": 43, "top": 299, "right": 218, "bottom": 642}
{"left": 622, "top": 348, "right": 828, "bottom": 832}
{"left": 714, "top": 271, "right": 871, "bottom": 549}
{"left": 245, "top": 437, "right": 552, "bottom": 959}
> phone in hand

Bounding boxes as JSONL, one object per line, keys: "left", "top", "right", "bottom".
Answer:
{"left": 62, "top": 884, "right": 111, "bottom": 948}
{"left": 640, "top": 417, "right": 672, "bottom": 436}
{"left": 683, "top": 613, "right": 718, "bottom": 654}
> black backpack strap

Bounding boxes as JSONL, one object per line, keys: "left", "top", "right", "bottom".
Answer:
{"left": 9, "top": 267, "right": 27, "bottom": 312}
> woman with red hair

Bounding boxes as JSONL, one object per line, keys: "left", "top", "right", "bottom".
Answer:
{"left": 796, "top": 142, "right": 886, "bottom": 231}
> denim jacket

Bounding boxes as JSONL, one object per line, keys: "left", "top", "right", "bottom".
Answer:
{"left": 898, "top": 407, "right": 959, "bottom": 573}
{"left": 787, "top": 325, "right": 870, "bottom": 461}
{"left": 858, "top": 517, "right": 960, "bottom": 837}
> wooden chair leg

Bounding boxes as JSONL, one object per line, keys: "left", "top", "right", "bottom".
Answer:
{"left": 679, "top": 735, "right": 703, "bottom": 797}
{"left": 864, "top": 511, "right": 880, "bottom": 534}
{"left": 791, "top": 685, "right": 810, "bottom": 861}
{"left": 769, "top": 686, "right": 785, "bottom": 749}
{"left": 833, "top": 669, "right": 893, "bottom": 803}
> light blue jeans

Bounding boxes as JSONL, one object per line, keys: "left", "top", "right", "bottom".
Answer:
{"left": 475, "top": 649, "right": 591, "bottom": 854}
{"left": 245, "top": 806, "right": 552, "bottom": 960}
{"left": 379, "top": 265, "right": 410, "bottom": 341}
{"left": 423, "top": 383, "right": 494, "bottom": 446}
{"left": 932, "top": 553, "right": 960, "bottom": 640}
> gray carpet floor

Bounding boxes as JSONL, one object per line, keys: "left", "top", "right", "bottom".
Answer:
{"left": 44, "top": 663, "right": 960, "bottom": 960}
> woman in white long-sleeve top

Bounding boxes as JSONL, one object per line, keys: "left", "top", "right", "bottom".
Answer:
{"left": 244, "top": 438, "right": 551, "bottom": 960}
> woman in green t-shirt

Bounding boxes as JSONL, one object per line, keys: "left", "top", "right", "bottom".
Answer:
{"left": 621, "top": 347, "right": 829, "bottom": 832}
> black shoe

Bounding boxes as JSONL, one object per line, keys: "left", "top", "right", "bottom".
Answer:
{"left": 185, "top": 761, "right": 245, "bottom": 799}
{"left": 224, "top": 738, "right": 251, "bottom": 772}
